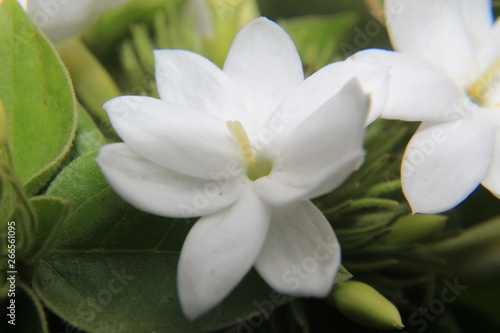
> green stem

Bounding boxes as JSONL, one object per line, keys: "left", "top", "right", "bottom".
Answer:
{"left": 56, "top": 37, "right": 120, "bottom": 140}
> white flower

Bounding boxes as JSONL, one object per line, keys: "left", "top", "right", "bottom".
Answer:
{"left": 97, "top": 17, "right": 370, "bottom": 319}
{"left": 349, "top": 0, "right": 500, "bottom": 214}
{"left": 183, "top": 0, "right": 215, "bottom": 40}
{"left": 18, "top": 0, "right": 128, "bottom": 42}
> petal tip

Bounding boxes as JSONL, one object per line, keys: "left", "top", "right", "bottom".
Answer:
{"left": 179, "top": 297, "right": 206, "bottom": 321}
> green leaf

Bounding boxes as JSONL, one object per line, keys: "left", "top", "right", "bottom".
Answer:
{"left": 0, "top": 162, "right": 36, "bottom": 259}
{"left": 70, "top": 104, "right": 107, "bottom": 160}
{"left": 0, "top": 0, "right": 77, "bottom": 194}
{"left": 33, "top": 153, "right": 288, "bottom": 333}
{"left": 456, "top": 279, "right": 500, "bottom": 328}
{"left": 22, "top": 196, "right": 71, "bottom": 265}
{"left": 288, "top": 301, "right": 310, "bottom": 333}
{"left": 334, "top": 265, "right": 353, "bottom": 284}
{"left": 0, "top": 161, "right": 36, "bottom": 298}
{"left": 0, "top": 100, "right": 7, "bottom": 155}
{"left": 1, "top": 281, "right": 49, "bottom": 333}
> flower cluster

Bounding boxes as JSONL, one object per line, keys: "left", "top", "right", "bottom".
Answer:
{"left": 97, "top": 17, "right": 372, "bottom": 319}
{"left": 95, "top": 0, "right": 500, "bottom": 321}
{"left": 349, "top": 0, "right": 500, "bottom": 213}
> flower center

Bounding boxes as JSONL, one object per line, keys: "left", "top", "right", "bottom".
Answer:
{"left": 468, "top": 58, "right": 500, "bottom": 107}
{"left": 226, "top": 120, "right": 273, "bottom": 181}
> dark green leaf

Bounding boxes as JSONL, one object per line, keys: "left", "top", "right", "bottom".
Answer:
{"left": 1, "top": 281, "right": 49, "bottom": 333}
{"left": 288, "top": 301, "right": 310, "bottom": 333}
{"left": 33, "top": 153, "right": 287, "bottom": 333}
{"left": 22, "top": 196, "right": 71, "bottom": 265}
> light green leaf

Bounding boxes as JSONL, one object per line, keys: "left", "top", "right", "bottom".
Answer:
{"left": 0, "top": 162, "right": 36, "bottom": 259}
{"left": 0, "top": 100, "right": 7, "bottom": 155}
{"left": 33, "top": 153, "right": 287, "bottom": 333}
{"left": 0, "top": 0, "right": 77, "bottom": 194}
{"left": 22, "top": 196, "right": 71, "bottom": 265}
{"left": 70, "top": 104, "right": 107, "bottom": 159}
{"left": 334, "top": 265, "right": 353, "bottom": 284}
{"left": 0, "top": 281, "right": 49, "bottom": 333}
{"left": 0, "top": 161, "right": 36, "bottom": 298}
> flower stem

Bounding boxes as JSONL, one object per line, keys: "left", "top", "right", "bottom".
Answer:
{"left": 56, "top": 37, "right": 121, "bottom": 140}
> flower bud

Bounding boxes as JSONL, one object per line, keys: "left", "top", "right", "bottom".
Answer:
{"left": 330, "top": 281, "right": 404, "bottom": 330}
{"left": 382, "top": 214, "right": 447, "bottom": 245}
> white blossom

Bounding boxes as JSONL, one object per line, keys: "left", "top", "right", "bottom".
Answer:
{"left": 349, "top": 0, "right": 500, "bottom": 213}
{"left": 97, "top": 17, "right": 371, "bottom": 319}
{"left": 18, "top": 0, "right": 128, "bottom": 42}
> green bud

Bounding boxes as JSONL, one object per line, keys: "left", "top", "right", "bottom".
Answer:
{"left": 382, "top": 214, "right": 447, "bottom": 245}
{"left": 330, "top": 281, "right": 404, "bottom": 330}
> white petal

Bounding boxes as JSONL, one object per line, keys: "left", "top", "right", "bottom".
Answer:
{"left": 262, "top": 58, "right": 388, "bottom": 132}
{"left": 97, "top": 0, "right": 128, "bottom": 11}
{"left": 178, "top": 191, "right": 270, "bottom": 319}
{"left": 183, "top": 0, "right": 215, "bottom": 39}
{"left": 17, "top": 0, "right": 27, "bottom": 10}
{"left": 254, "top": 80, "right": 367, "bottom": 205}
{"left": 26, "top": 0, "right": 127, "bottom": 42}
{"left": 482, "top": 132, "right": 500, "bottom": 197}
{"left": 476, "top": 20, "right": 500, "bottom": 107}
{"left": 385, "top": 0, "right": 479, "bottom": 84}
{"left": 479, "top": 19, "right": 500, "bottom": 75}
{"left": 458, "top": 0, "right": 493, "bottom": 48}
{"left": 96, "top": 144, "right": 246, "bottom": 217}
{"left": 255, "top": 201, "right": 340, "bottom": 297}
{"left": 349, "top": 50, "right": 467, "bottom": 122}
{"left": 154, "top": 50, "right": 252, "bottom": 129}
{"left": 401, "top": 115, "right": 495, "bottom": 214}
{"left": 223, "top": 17, "right": 304, "bottom": 128}
{"left": 104, "top": 96, "right": 244, "bottom": 179}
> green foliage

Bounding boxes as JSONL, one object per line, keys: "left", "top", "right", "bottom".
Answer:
{"left": 34, "top": 153, "right": 288, "bottom": 333}
{"left": 71, "top": 104, "right": 108, "bottom": 159}
{"left": 22, "top": 196, "right": 71, "bottom": 265}
{"left": 0, "top": 0, "right": 77, "bottom": 195}
{"left": 0, "top": 282, "right": 49, "bottom": 333}
{"left": 1, "top": 0, "right": 499, "bottom": 332}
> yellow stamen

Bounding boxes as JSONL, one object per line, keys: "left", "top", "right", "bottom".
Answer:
{"left": 468, "top": 58, "right": 500, "bottom": 105}
{"left": 226, "top": 120, "right": 256, "bottom": 165}
{"left": 226, "top": 120, "right": 273, "bottom": 181}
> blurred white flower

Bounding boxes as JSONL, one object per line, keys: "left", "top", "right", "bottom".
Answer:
{"left": 184, "top": 0, "right": 215, "bottom": 40}
{"left": 97, "top": 17, "right": 371, "bottom": 319}
{"left": 349, "top": 0, "right": 500, "bottom": 213}
{"left": 17, "top": 0, "right": 128, "bottom": 42}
